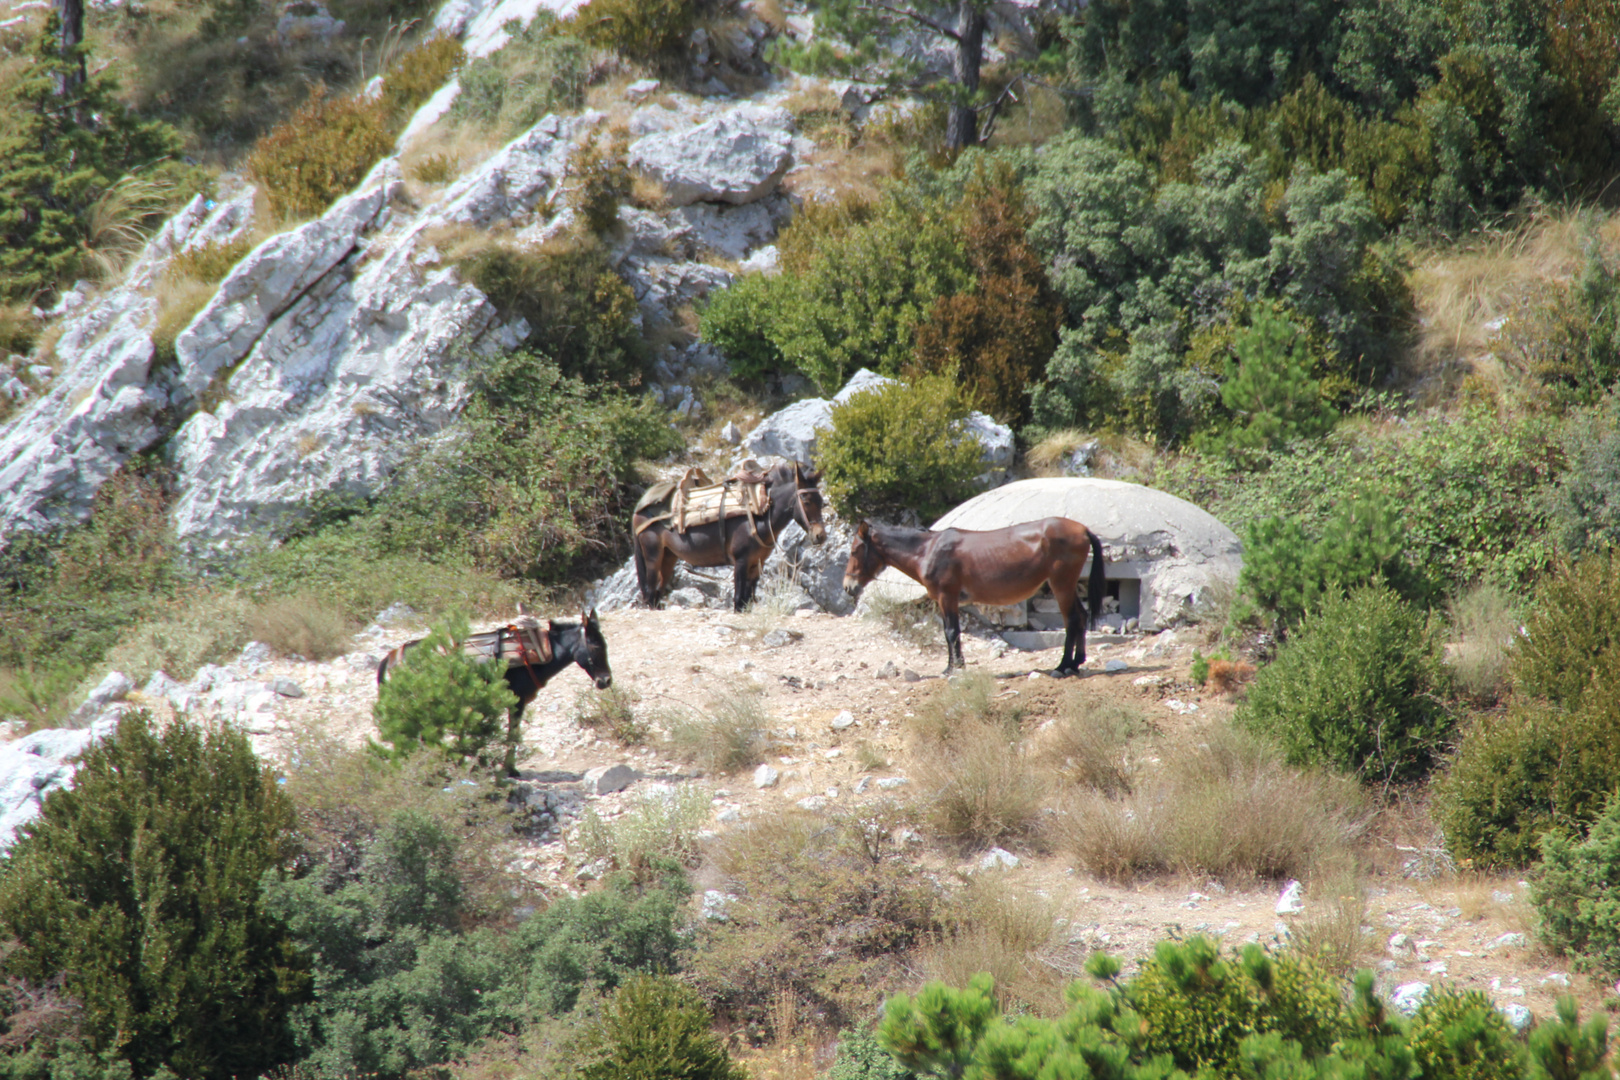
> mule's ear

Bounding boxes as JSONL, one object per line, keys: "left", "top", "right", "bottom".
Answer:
{"left": 588, "top": 607, "right": 600, "bottom": 625}
{"left": 803, "top": 466, "right": 821, "bottom": 485}
{"left": 857, "top": 520, "right": 870, "bottom": 538}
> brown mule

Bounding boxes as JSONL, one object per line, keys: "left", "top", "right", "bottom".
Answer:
{"left": 633, "top": 460, "right": 827, "bottom": 612}
{"left": 843, "top": 518, "right": 1107, "bottom": 677}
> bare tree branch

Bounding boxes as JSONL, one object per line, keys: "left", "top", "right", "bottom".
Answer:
{"left": 863, "top": 0, "right": 963, "bottom": 43}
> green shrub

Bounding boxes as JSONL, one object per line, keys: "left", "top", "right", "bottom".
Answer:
{"left": 0, "top": 711, "right": 304, "bottom": 1080}
{"left": 828, "top": 1024, "right": 918, "bottom": 1080}
{"left": 817, "top": 376, "right": 985, "bottom": 523}
{"left": 0, "top": 18, "right": 189, "bottom": 301}
{"left": 372, "top": 615, "right": 518, "bottom": 766}
{"left": 362, "top": 350, "right": 677, "bottom": 582}
{"left": 566, "top": 134, "right": 633, "bottom": 235}
{"left": 246, "top": 85, "right": 394, "bottom": 221}
{"left": 1512, "top": 550, "right": 1620, "bottom": 709}
{"left": 572, "top": 0, "right": 698, "bottom": 65}
{"left": 575, "top": 974, "right": 746, "bottom": 1080}
{"left": 379, "top": 36, "right": 464, "bottom": 121}
{"left": 1535, "top": 788, "right": 1620, "bottom": 980}
{"left": 1232, "top": 489, "right": 1415, "bottom": 634}
{"left": 1200, "top": 307, "right": 1338, "bottom": 461}
{"left": 1408, "top": 984, "right": 1526, "bottom": 1080}
{"left": 1551, "top": 395, "right": 1620, "bottom": 554}
{"left": 457, "top": 236, "right": 644, "bottom": 386}
{"left": 453, "top": 16, "right": 588, "bottom": 135}
{"left": 1025, "top": 135, "right": 1393, "bottom": 442}
{"left": 572, "top": 784, "right": 712, "bottom": 879}
{"left": 1235, "top": 585, "right": 1453, "bottom": 784}
{"left": 698, "top": 271, "right": 787, "bottom": 381}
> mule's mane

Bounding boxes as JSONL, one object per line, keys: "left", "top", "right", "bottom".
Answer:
{"left": 869, "top": 521, "right": 933, "bottom": 553}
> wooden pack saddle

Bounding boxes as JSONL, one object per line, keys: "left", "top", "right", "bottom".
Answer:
{"left": 633, "top": 463, "right": 770, "bottom": 536}
{"left": 460, "top": 620, "right": 552, "bottom": 667}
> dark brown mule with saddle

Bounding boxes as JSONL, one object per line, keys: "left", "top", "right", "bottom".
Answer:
{"left": 377, "top": 606, "right": 612, "bottom": 774}
{"left": 842, "top": 518, "right": 1107, "bottom": 677}
{"left": 632, "top": 459, "right": 827, "bottom": 612}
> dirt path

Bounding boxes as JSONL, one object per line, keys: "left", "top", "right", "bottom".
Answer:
{"left": 197, "top": 606, "right": 1604, "bottom": 1025}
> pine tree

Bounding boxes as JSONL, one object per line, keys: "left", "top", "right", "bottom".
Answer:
{"left": 0, "top": 14, "right": 183, "bottom": 302}
{"left": 0, "top": 710, "right": 306, "bottom": 1079}
{"left": 372, "top": 614, "right": 518, "bottom": 766}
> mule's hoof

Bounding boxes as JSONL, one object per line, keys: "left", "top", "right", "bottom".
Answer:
{"left": 1050, "top": 666, "right": 1080, "bottom": 679}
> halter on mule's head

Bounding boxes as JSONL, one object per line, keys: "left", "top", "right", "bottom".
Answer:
{"left": 568, "top": 608, "right": 613, "bottom": 689}
{"left": 768, "top": 461, "right": 826, "bottom": 545}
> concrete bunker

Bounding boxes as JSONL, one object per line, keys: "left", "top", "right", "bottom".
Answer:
{"left": 862, "top": 478, "right": 1244, "bottom": 640}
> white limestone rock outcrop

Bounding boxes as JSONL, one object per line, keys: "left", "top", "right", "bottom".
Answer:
{"left": 0, "top": 714, "right": 122, "bottom": 851}
{"left": 629, "top": 104, "right": 795, "bottom": 207}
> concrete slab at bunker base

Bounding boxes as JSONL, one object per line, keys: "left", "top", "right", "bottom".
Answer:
{"left": 860, "top": 478, "right": 1244, "bottom": 635}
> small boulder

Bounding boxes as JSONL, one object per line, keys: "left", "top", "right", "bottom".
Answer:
{"left": 753, "top": 764, "right": 780, "bottom": 789}
{"left": 1275, "top": 880, "right": 1304, "bottom": 915}
{"left": 584, "top": 764, "right": 639, "bottom": 796}
{"left": 1391, "top": 983, "right": 1430, "bottom": 1016}
{"left": 830, "top": 710, "right": 855, "bottom": 731}
{"left": 71, "top": 671, "right": 132, "bottom": 725}
{"left": 979, "top": 847, "right": 1020, "bottom": 870}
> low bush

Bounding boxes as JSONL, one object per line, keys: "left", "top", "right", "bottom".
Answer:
{"left": 244, "top": 592, "right": 356, "bottom": 661}
{"left": 566, "top": 133, "right": 633, "bottom": 235}
{"left": 913, "top": 716, "right": 1047, "bottom": 849}
{"left": 453, "top": 15, "right": 588, "bottom": 136}
{"left": 379, "top": 36, "right": 464, "bottom": 122}
{"left": 1550, "top": 395, "right": 1620, "bottom": 554}
{"left": 456, "top": 237, "right": 644, "bottom": 386}
{"left": 664, "top": 686, "right": 771, "bottom": 774}
{"left": 1235, "top": 585, "right": 1453, "bottom": 785}
{"left": 1533, "top": 789, "right": 1620, "bottom": 980}
{"left": 571, "top": 685, "right": 650, "bottom": 745}
{"left": 372, "top": 615, "right": 518, "bottom": 766}
{"left": 923, "top": 877, "right": 1073, "bottom": 1015}
{"left": 571, "top": 784, "right": 711, "bottom": 878}
{"left": 101, "top": 587, "right": 253, "bottom": 685}
{"left": 827, "top": 1024, "right": 917, "bottom": 1080}
{"left": 0, "top": 711, "right": 303, "bottom": 1080}
{"left": 572, "top": 0, "right": 699, "bottom": 65}
{"left": 1034, "top": 695, "right": 1143, "bottom": 798}
{"left": 1506, "top": 238, "right": 1620, "bottom": 409}
{"left": 246, "top": 84, "right": 394, "bottom": 221}
{"left": 692, "top": 810, "right": 941, "bottom": 1035}
{"left": 818, "top": 376, "right": 985, "bottom": 523}
{"left": 1050, "top": 723, "right": 1366, "bottom": 883}
{"left": 574, "top": 975, "right": 746, "bottom": 1080}
{"left": 1197, "top": 307, "right": 1339, "bottom": 463}
{"left": 1511, "top": 549, "right": 1620, "bottom": 710}
{"left": 1407, "top": 984, "right": 1525, "bottom": 1080}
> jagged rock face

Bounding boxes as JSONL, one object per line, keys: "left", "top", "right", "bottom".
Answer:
{"left": 629, "top": 104, "right": 796, "bottom": 207}
{"left": 1, "top": 85, "right": 801, "bottom": 554}
{"left": 0, "top": 190, "right": 257, "bottom": 535}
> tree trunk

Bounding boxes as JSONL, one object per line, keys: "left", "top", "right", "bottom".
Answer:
{"left": 53, "top": 0, "right": 86, "bottom": 98}
{"left": 944, "top": 0, "right": 986, "bottom": 149}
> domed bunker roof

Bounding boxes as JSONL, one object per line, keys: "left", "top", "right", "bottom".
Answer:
{"left": 864, "top": 478, "right": 1244, "bottom": 633}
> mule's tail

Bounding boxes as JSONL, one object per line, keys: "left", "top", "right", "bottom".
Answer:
{"left": 1085, "top": 528, "right": 1107, "bottom": 630}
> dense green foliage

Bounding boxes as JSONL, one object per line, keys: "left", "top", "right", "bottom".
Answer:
{"left": 817, "top": 376, "right": 985, "bottom": 523}
{"left": 0, "top": 18, "right": 198, "bottom": 302}
{"left": 572, "top": 0, "right": 700, "bottom": 65}
{"left": 372, "top": 615, "right": 518, "bottom": 765}
{"left": 1025, "top": 135, "right": 1399, "bottom": 441}
{"left": 1197, "top": 307, "right": 1339, "bottom": 461}
{"left": 454, "top": 14, "right": 588, "bottom": 135}
{"left": 1535, "top": 790, "right": 1620, "bottom": 980}
{"left": 0, "top": 712, "right": 304, "bottom": 1079}
{"left": 264, "top": 805, "right": 689, "bottom": 1080}
{"left": 1551, "top": 395, "right": 1620, "bottom": 554}
{"left": 574, "top": 975, "right": 747, "bottom": 1080}
{"left": 1437, "top": 552, "right": 1620, "bottom": 866}
{"left": 1235, "top": 586, "right": 1453, "bottom": 784}
{"left": 876, "top": 939, "right": 1572, "bottom": 1080}
{"left": 245, "top": 85, "right": 394, "bottom": 220}
{"left": 1163, "top": 407, "right": 1562, "bottom": 603}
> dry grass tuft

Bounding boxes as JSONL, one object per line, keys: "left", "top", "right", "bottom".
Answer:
{"left": 859, "top": 590, "right": 941, "bottom": 652}
{"left": 1206, "top": 659, "right": 1256, "bottom": 695}
{"left": 1050, "top": 723, "right": 1368, "bottom": 884}
{"left": 1035, "top": 696, "right": 1146, "bottom": 797}
{"left": 1291, "top": 861, "right": 1371, "bottom": 974}
{"left": 103, "top": 588, "right": 254, "bottom": 685}
{"left": 244, "top": 593, "right": 355, "bottom": 660}
{"left": 570, "top": 684, "right": 651, "bottom": 745}
{"left": 1405, "top": 207, "right": 1620, "bottom": 402}
{"left": 665, "top": 685, "right": 772, "bottom": 773}
{"left": 1446, "top": 582, "right": 1519, "bottom": 704}
{"left": 925, "top": 875, "right": 1079, "bottom": 1015}
{"left": 571, "top": 782, "right": 712, "bottom": 876}
{"left": 914, "top": 714, "right": 1047, "bottom": 848}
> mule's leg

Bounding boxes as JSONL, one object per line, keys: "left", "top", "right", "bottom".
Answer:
{"left": 938, "top": 594, "right": 966, "bottom": 674}
{"left": 740, "top": 555, "right": 763, "bottom": 610}
{"left": 654, "top": 549, "right": 678, "bottom": 609}
{"left": 1053, "top": 575, "right": 1086, "bottom": 678}
{"left": 502, "top": 698, "right": 530, "bottom": 777}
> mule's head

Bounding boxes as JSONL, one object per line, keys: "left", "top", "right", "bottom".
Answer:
{"left": 574, "top": 608, "right": 612, "bottom": 689}
{"left": 775, "top": 461, "right": 827, "bottom": 545}
{"left": 843, "top": 521, "right": 881, "bottom": 596}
